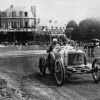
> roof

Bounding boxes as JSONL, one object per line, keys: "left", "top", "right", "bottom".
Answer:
{"left": 36, "top": 19, "right": 65, "bottom": 29}
{"left": 4, "top": 6, "right": 27, "bottom": 12}
{"left": 3, "top": 6, "right": 34, "bottom": 18}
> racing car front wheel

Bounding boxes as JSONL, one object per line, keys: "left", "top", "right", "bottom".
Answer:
{"left": 38, "top": 56, "right": 46, "bottom": 76}
{"left": 92, "top": 57, "right": 100, "bottom": 83}
{"left": 55, "top": 59, "right": 65, "bottom": 85}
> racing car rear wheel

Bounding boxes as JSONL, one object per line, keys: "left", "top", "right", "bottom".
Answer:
{"left": 55, "top": 59, "right": 65, "bottom": 85}
{"left": 38, "top": 56, "right": 46, "bottom": 76}
{"left": 92, "top": 57, "right": 100, "bottom": 83}
{"left": 47, "top": 53, "right": 55, "bottom": 74}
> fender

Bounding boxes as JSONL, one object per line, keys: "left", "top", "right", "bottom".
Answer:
{"left": 48, "top": 52, "right": 55, "bottom": 61}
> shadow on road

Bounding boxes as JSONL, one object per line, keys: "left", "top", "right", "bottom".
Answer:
{"left": 22, "top": 72, "right": 57, "bottom": 87}
{"left": 21, "top": 71, "right": 97, "bottom": 88}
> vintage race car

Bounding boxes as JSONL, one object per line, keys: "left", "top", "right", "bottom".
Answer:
{"left": 38, "top": 45, "right": 100, "bottom": 85}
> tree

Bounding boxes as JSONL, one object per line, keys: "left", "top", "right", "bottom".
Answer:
{"left": 79, "top": 18, "right": 100, "bottom": 41}
{"left": 66, "top": 20, "right": 79, "bottom": 40}
{"left": 66, "top": 20, "right": 78, "bottom": 29}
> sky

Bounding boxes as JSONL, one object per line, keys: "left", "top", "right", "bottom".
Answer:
{"left": 0, "top": 0, "right": 100, "bottom": 25}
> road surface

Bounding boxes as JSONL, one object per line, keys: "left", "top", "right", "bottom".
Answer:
{"left": 0, "top": 50, "right": 100, "bottom": 100}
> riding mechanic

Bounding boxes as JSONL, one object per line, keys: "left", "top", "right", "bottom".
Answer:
{"left": 47, "top": 38, "right": 60, "bottom": 53}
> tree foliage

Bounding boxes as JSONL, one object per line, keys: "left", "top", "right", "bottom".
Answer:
{"left": 79, "top": 18, "right": 100, "bottom": 41}
{"left": 66, "top": 20, "right": 78, "bottom": 29}
{"left": 66, "top": 18, "right": 100, "bottom": 42}
{"left": 66, "top": 20, "right": 79, "bottom": 40}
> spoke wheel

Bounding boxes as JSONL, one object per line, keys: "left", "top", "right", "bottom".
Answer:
{"left": 55, "top": 59, "right": 65, "bottom": 85}
{"left": 38, "top": 56, "right": 46, "bottom": 76}
{"left": 47, "top": 54, "right": 55, "bottom": 74}
{"left": 92, "top": 58, "right": 100, "bottom": 83}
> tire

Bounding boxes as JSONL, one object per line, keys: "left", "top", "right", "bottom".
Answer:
{"left": 38, "top": 56, "right": 46, "bottom": 76}
{"left": 92, "top": 57, "right": 100, "bottom": 83}
{"left": 47, "top": 53, "right": 55, "bottom": 74}
{"left": 54, "top": 59, "right": 65, "bottom": 85}
{"left": 84, "top": 53, "right": 87, "bottom": 65}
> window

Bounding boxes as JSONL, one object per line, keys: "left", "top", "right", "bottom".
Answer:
{"left": 49, "top": 20, "right": 52, "bottom": 23}
{"left": 8, "top": 21, "right": 12, "bottom": 29}
{"left": 55, "top": 27, "right": 57, "bottom": 29}
{"left": 42, "top": 26, "right": 44, "bottom": 29}
{"left": 3, "top": 22, "right": 5, "bottom": 29}
{"left": 17, "top": 21, "right": 20, "bottom": 28}
{"left": 51, "top": 26, "right": 53, "bottom": 29}
{"left": 12, "top": 11, "right": 16, "bottom": 17}
{"left": 19, "top": 11, "right": 21, "bottom": 16}
{"left": 19, "top": 11, "right": 23, "bottom": 17}
{"left": 25, "top": 12, "right": 27, "bottom": 17}
{"left": 2, "top": 12, "right": 5, "bottom": 17}
{"left": 25, "top": 22, "right": 28, "bottom": 28}
{"left": 6, "top": 12, "right": 9, "bottom": 17}
{"left": 11, "top": 22, "right": 13, "bottom": 28}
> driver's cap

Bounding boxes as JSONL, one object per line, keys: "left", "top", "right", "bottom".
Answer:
{"left": 53, "top": 38, "right": 57, "bottom": 42}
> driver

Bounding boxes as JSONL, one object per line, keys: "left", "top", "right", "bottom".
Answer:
{"left": 47, "top": 38, "right": 59, "bottom": 53}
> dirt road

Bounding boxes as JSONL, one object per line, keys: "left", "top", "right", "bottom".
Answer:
{"left": 0, "top": 50, "right": 100, "bottom": 100}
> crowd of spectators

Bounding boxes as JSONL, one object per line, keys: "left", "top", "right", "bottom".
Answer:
{"left": 0, "top": 38, "right": 99, "bottom": 50}
{"left": 0, "top": 40, "right": 50, "bottom": 47}
{"left": 83, "top": 42, "right": 100, "bottom": 49}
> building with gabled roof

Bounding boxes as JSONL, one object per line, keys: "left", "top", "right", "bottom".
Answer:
{"left": 0, "top": 5, "right": 66, "bottom": 43}
{"left": 1, "top": 5, "right": 36, "bottom": 30}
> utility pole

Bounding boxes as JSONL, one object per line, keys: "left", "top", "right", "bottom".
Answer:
{"left": 69, "top": 28, "right": 73, "bottom": 44}
{"left": 31, "top": 6, "right": 36, "bottom": 44}
{"left": 50, "top": 29, "right": 51, "bottom": 42}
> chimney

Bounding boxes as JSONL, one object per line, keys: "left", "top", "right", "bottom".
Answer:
{"left": 31, "top": 6, "right": 36, "bottom": 18}
{"left": 10, "top": 5, "right": 13, "bottom": 9}
{"left": 31, "top": 6, "right": 36, "bottom": 26}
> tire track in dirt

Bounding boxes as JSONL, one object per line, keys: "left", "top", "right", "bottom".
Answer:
{"left": 58, "top": 74, "right": 100, "bottom": 100}
{"left": 0, "top": 52, "right": 100, "bottom": 100}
